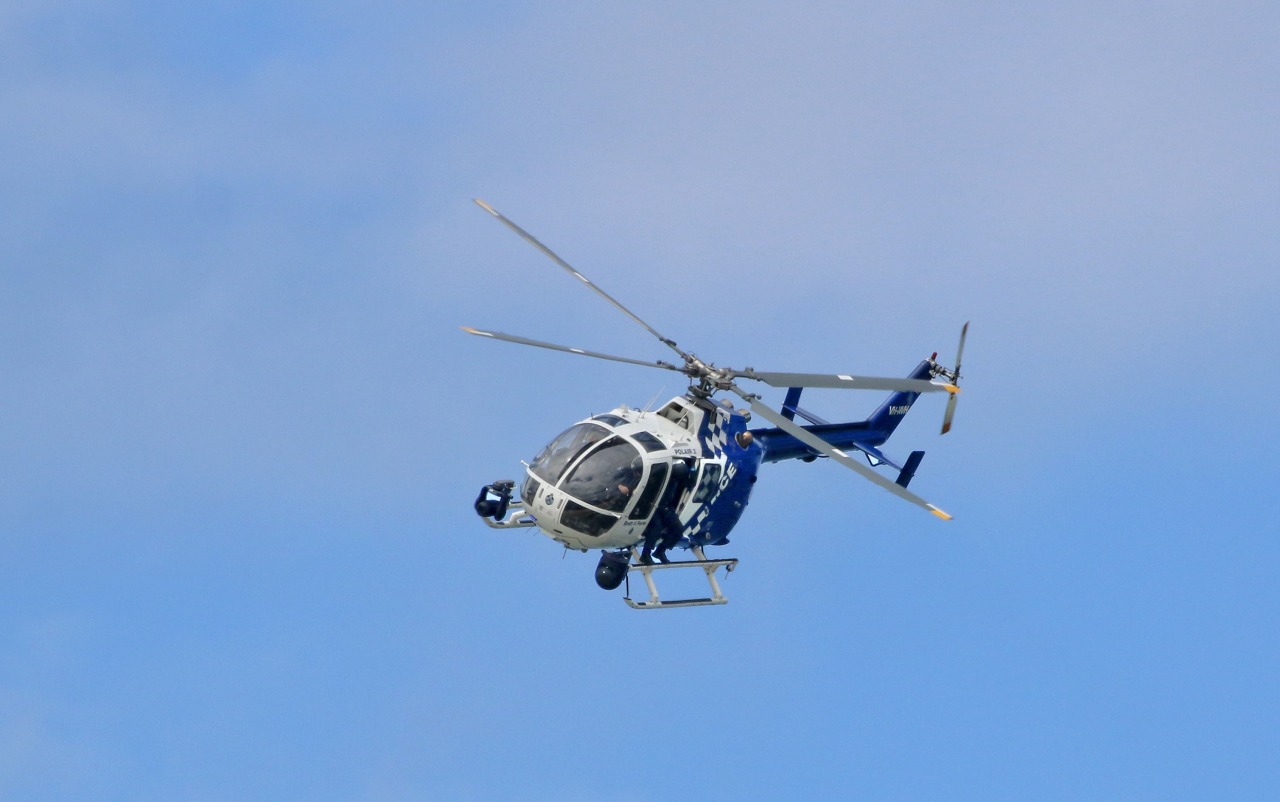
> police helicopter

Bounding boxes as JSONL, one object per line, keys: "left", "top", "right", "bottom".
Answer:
{"left": 467, "top": 200, "right": 968, "bottom": 609}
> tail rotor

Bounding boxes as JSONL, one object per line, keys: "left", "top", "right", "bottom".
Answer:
{"left": 936, "top": 322, "right": 968, "bottom": 435}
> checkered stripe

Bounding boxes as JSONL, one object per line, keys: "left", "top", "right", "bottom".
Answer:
{"left": 685, "top": 505, "right": 713, "bottom": 540}
{"left": 681, "top": 407, "right": 733, "bottom": 542}
{"left": 700, "top": 408, "right": 732, "bottom": 457}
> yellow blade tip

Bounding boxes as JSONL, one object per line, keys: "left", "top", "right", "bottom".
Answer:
{"left": 929, "top": 506, "right": 953, "bottom": 521}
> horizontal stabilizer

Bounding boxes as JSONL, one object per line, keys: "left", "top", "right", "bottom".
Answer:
{"left": 781, "top": 387, "right": 830, "bottom": 425}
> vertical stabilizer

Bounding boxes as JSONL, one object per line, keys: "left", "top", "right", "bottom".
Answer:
{"left": 866, "top": 359, "right": 934, "bottom": 438}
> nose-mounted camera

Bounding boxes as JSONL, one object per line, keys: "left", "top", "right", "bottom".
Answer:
{"left": 474, "top": 479, "right": 516, "bottom": 521}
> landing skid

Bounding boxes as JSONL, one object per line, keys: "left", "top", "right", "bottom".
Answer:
{"left": 624, "top": 546, "right": 739, "bottom": 609}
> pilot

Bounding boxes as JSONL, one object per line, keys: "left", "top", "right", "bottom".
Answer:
{"left": 605, "top": 456, "right": 643, "bottom": 509}
{"left": 639, "top": 457, "right": 693, "bottom": 565}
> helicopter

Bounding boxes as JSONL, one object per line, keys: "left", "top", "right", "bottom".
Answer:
{"left": 466, "top": 199, "right": 968, "bottom": 608}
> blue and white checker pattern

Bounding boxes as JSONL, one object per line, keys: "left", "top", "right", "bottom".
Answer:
{"left": 700, "top": 407, "right": 732, "bottom": 458}
{"left": 681, "top": 406, "right": 734, "bottom": 544}
{"left": 686, "top": 505, "right": 713, "bottom": 541}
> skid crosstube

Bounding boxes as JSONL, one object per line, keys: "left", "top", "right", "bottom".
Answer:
{"left": 623, "top": 546, "right": 738, "bottom": 609}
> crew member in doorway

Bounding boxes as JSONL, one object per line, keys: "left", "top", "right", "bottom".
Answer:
{"left": 639, "top": 458, "right": 693, "bottom": 565}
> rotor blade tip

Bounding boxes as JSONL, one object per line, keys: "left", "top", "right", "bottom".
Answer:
{"left": 929, "top": 506, "right": 953, "bottom": 521}
{"left": 473, "top": 198, "right": 497, "bottom": 215}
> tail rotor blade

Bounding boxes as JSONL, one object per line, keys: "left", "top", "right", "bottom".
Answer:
{"left": 940, "top": 391, "right": 959, "bottom": 435}
{"left": 940, "top": 321, "right": 968, "bottom": 435}
{"left": 953, "top": 321, "right": 969, "bottom": 380}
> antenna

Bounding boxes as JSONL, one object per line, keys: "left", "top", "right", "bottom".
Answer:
{"left": 641, "top": 386, "right": 667, "bottom": 414}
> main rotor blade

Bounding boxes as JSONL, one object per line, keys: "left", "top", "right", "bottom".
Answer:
{"left": 473, "top": 199, "right": 689, "bottom": 362}
{"left": 734, "top": 386, "right": 953, "bottom": 520}
{"left": 731, "top": 369, "right": 957, "bottom": 394}
{"left": 461, "top": 327, "right": 685, "bottom": 374}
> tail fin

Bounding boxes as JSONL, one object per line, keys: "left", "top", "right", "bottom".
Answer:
{"left": 866, "top": 359, "right": 934, "bottom": 438}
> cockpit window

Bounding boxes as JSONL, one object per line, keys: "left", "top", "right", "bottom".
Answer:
{"left": 520, "top": 476, "right": 541, "bottom": 506}
{"left": 560, "top": 502, "right": 617, "bottom": 537}
{"left": 629, "top": 461, "right": 668, "bottom": 520}
{"left": 560, "top": 436, "right": 643, "bottom": 513}
{"left": 529, "top": 423, "right": 609, "bottom": 484}
{"left": 632, "top": 431, "right": 667, "bottom": 453}
{"left": 592, "top": 414, "right": 627, "bottom": 427}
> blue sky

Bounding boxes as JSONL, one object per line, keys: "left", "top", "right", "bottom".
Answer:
{"left": 2, "top": 2, "right": 1278, "bottom": 800}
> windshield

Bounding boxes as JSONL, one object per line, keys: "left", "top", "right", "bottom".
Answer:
{"left": 560, "top": 436, "right": 643, "bottom": 513}
{"left": 529, "top": 423, "right": 610, "bottom": 484}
